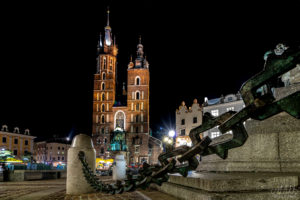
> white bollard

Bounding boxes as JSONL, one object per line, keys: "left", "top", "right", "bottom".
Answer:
{"left": 112, "top": 154, "right": 126, "bottom": 181}
{"left": 66, "top": 134, "right": 96, "bottom": 195}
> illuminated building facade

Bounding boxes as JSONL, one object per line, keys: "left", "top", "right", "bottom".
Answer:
{"left": 202, "top": 93, "right": 245, "bottom": 138}
{"left": 92, "top": 10, "right": 160, "bottom": 165}
{"left": 34, "top": 140, "right": 70, "bottom": 167}
{"left": 0, "top": 125, "right": 35, "bottom": 157}
{"left": 175, "top": 99, "right": 202, "bottom": 147}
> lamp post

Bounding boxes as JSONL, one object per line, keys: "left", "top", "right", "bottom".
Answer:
{"left": 162, "top": 130, "right": 176, "bottom": 152}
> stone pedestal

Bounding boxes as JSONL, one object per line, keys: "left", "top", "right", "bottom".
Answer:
{"left": 66, "top": 134, "right": 96, "bottom": 195}
{"left": 112, "top": 153, "right": 126, "bottom": 181}
{"left": 197, "top": 112, "right": 300, "bottom": 173}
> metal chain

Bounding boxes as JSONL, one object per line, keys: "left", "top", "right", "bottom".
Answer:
{"left": 78, "top": 43, "right": 300, "bottom": 194}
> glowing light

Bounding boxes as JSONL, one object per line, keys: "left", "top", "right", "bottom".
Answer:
{"left": 66, "top": 137, "right": 70, "bottom": 141}
{"left": 167, "top": 139, "right": 173, "bottom": 144}
{"left": 163, "top": 137, "right": 169, "bottom": 143}
{"left": 168, "top": 130, "right": 175, "bottom": 137}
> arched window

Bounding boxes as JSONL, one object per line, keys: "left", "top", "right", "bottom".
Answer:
{"left": 102, "top": 73, "right": 106, "bottom": 80}
{"left": 136, "top": 91, "right": 140, "bottom": 100}
{"left": 102, "top": 93, "right": 105, "bottom": 101}
{"left": 101, "top": 104, "right": 105, "bottom": 112}
{"left": 136, "top": 77, "right": 140, "bottom": 85}
{"left": 102, "top": 82, "right": 105, "bottom": 90}
{"left": 136, "top": 103, "right": 140, "bottom": 111}
{"left": 101, "top": 115, "right": 105, "bottom": 123}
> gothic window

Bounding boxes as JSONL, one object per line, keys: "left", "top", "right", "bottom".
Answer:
{"left": 102, "top": 93, "right": 105, "bottom": 101}
{"left": 103, "top": 57, "right": 107, "bottom": 69}
{"left": 115, "top": 111, "right": 125, "bottom": 130}
{"left": 136, "top": 77, "right": 140, "bottom": 85}
{"left": 102, "top": 73, "right": 106, "bottom": 80}
{"left": 136, "top": 91, "right": 140, "bottom": 100}
{"left": 101, "top": 115, "right": 105, "bottom": 123}
{"left": 102, "top": 83, "right": 105, "bottom": 90}
{"left": 102, "top": 104, "right": 105, "bottom": 112}
{"left": 136, "top": 115, "right": 139, "bottom": 122}
{"left": 136, "top": 103, "right": 140, "bottom": 111}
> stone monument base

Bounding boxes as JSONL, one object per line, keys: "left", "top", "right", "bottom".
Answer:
{"left": 153, "top": 172, "right": 300, "bottom": 200}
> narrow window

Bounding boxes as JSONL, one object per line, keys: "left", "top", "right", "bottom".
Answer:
{"left": 102, "top": 93, "right": 105, "bottom": 101}
{"left": 181, "top": 129, "right": 185, "bottom": 136}
{"left": 102, "top": 104, "right": 105, "bottom": 112}
{"left": 101, "top": 148, "right": 104, "bottom": 154}
{"left": 103, "top": 57, "right": 107, "bottom": 69}
{"left": 136, "top": 115, "right": 139, "bottom": 122}
{"left": 102, "top": 83, "right": 105, "bottom": 90}
{"left": 14, "top": 138, "right": 18, "bottom": 144}
{"left": 181, "top": 119, "right": 185, "bottom": 125}
{"left": 141, "top": 102, "right": 144, "bottom": 110}
{"left": 136, "top": 92, "right": 140, "bottom": 100}
{"left": 102, "top": 73, "right": 106, "bottom": 80}
{"left": 193, "top": 117, "right": 197, "bottom": 123}
{"left": 101, "top": 115, "right": 105, "bottom": 123}
{"left": 136, "top": 103, "right": 140, "bottom": 111}
{"left": 136, "top": 77, "right": 140, "bottom": 85}
{"left": 136, "top": 126, "right": 139, "bottom": 133}
{"left": 2, "top": 137, "right": 7, "bottom": 143}
{"left": 104, "top": 138, "right": 107, "bottom": 144}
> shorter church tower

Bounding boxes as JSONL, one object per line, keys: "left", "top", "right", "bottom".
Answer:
{"left": 126, "top": 37, "right": 150, "bottom": 164}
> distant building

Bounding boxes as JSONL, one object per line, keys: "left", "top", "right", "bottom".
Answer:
{"left": 34, "top": 139, "right": 70, "bottom": 167}
{"left": 0, "top": 125, "right": 35, "bottom": 157}
{"left": 203, "top": 93, "right": 245, "bottom": 138}
{"left": 175, "top": 99, "right": 203, "bottom": 147}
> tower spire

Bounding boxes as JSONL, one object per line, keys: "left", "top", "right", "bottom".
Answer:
{"left": 104, "top": 8, "right": 112, "bottom": 46}
{"left": 107, "top": 8, "right": 110, "bottom": 26}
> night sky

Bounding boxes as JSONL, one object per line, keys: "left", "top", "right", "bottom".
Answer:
{"left": 0, "top": 1, "right": 299, "bottom": 140}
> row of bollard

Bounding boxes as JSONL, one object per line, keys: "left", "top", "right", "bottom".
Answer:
{"left": 66, "top": 134, "right": 126, "bottom": 195}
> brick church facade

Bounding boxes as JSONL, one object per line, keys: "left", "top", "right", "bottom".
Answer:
{"left": 92, "top": 10, "right": 161, "bottom": 165}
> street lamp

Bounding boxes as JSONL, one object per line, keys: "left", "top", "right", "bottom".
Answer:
{"left": 168, "top": 130, "right": 175, "bottom": 138}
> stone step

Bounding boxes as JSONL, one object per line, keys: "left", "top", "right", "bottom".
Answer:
{"left": 153, "top": 181, "right": 300, "bottom": 200}
{"left": 168, "top": 172, "right": 300, "bottom": 192}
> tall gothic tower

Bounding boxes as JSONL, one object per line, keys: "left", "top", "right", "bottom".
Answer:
{"left": 126, "top": 37, "right": 150, "bottom": 163}
{"left": 93, "top": 9, "right": 118, "bottom": 157}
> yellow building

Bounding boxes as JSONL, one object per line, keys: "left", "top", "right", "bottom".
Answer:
{"left": 0, "top": 125, "right": 36, "bottom": 157}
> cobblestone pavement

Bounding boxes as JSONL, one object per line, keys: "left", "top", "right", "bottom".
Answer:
{"left": 0, "top": 178, "right": 179, "bottom": 200}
